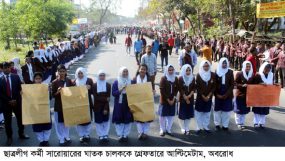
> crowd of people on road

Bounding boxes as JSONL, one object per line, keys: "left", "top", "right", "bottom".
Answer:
{"left": 0, "top": 26, "right": 283, "bottom": 147}
{"left": 0, "top": 30, "right": 105, "bottom": 146}
{"left": 122, "top": 28, "right": 282, "bottom": 137}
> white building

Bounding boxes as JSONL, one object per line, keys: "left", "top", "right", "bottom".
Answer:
{"left": 4, "top": 0, "right": 17, "bottom": 4}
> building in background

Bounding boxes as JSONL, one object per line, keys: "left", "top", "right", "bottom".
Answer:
{"left": 4, "top": 0, "right": 17, "bottom": 4}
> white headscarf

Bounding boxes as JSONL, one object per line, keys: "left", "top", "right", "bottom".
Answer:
{"left": 259, "top": 62, "right": 273, "bottom": 85}
{"left": 180, "top": 64, "right": 194, "bottom": 86}
{"left": 39, "top": 49, "right": 48, "bottom": 63}
{"left": 118, "top": 67, "right": 131, "bottom": 103}
{"left": 216, "top": 57, "right": 229, "bottom": 84}
{"left": 35, "top": 50, "right": 48, "bottom": 63}
{"left": 45, "top": 47, "right": 53, "bottom": 61}
{"left": 59, "top": 43, "right": 65, "bottom": 53}
{"left": 164, "top": 64, "right": 176, "bottom": 83}
{"left": 199, "top": 60, "right": 212, "bottom": 82}
{"left": 75, "top": 67, "right": 88, "bottom": 86}
{"left": 97, "top": 69, "right": 107, "bottom": 93}
{"left": 11, "top": 57, "right": 23, "bottom": 81}
{"left": 242, "top": 61, "right": 253, "bottom": 81}
{"left": 11, "top": 57, "right": 21, "bottom": 71}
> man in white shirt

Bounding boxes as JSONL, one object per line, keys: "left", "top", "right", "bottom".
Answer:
{"left": 141, "top": 45, "right": 157, "bottom": 91}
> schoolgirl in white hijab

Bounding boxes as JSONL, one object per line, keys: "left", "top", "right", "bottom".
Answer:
{"left": 234, "top": 61, "right": 254, "bottom": 129}
{"left": 94, "top": 70, "right": 111, "bottom": 143}
{"left": 164, "top": 64, "right": 176, "bottom": 83}
{"left": 178, "top": 64, "right": 195, "bottom": 135}
{"left": 214, "top": 57, "right": 234, "bottom": 131}
{"left": 112, "top": 66, "right": 133, "bottom": 142}
{"left": 34, "top": 50, "right": 48, "bottom": 63}
{"left": 198, "top": 60, "right": 212, "bottom": 83}
{"left": 74, "top": 67, "right": 92, "bottom": 144}
{"left": 45, "top": 47, "right": 54, "bottom": 61}
{"left": 11, "top": 57, "right": 24, "bottom": 82}
{"left": 134, "top": 65, "right": 152, "bottom": 140}
{"left": 180, "top": 64, "right": 194, "bottom": 86}
{"left": 216, "top": 57, "right": 229, "bottom": 85}
{"left": 242, "top": 61, "right": 253, "bottom": 81}
{"left": 195, "top": 60, "right": 215, "bottom": 133}
{"left": 259, "top": 62, "right": 273, "bottom": 85}
{"left": 97, "top": 70, "right": 107, "bottom": 93}
{"left": 117, "top": 66, "right": 132, "bottom": 103}
{"left": 75, "top": 67, "right": 88, "bottom": 86}
{"left": 159, "top": 64, "right": 178, "bottom": 136}
{"left": 252, "top": 62, "right": 274, "bottom": 128}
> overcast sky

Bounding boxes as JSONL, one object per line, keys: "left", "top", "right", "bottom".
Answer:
{"left": 74, "top": 0, "right": 142, "bottom": 18}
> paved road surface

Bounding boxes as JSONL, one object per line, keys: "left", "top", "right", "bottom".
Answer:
{"left": 1, "top": 34, "right": 285, "bottom": 147}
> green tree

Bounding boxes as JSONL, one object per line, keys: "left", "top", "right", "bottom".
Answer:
{"left": 16, "top": 0, "right": 75, "bottom": 41}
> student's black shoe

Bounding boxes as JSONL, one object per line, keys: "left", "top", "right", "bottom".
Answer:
{"left": 79, "top": 137, "right": 84, "bottom": 143}
{"left": 222, "top": 127, "right": 229, "bottom": 131}
{"left": 39, "top": 142, "right": 44, "bottom": 146}
{"left": 118, "top": 137, "right": 124, "bottom": 143}
{"left": 103, "top": 138, "right": 109, "bottom": 143}
{"left": 122, "top": 136, "right": 128, "bottom": 142}
{"left": 64, "top": 138, "right": 72, "bottom": 145}
{"left": 195, "top": 130, "right": 202, "bottom": 135}
{"left": 142, "top": 134, "right": 148, "bottom": 140}
{"left": 254, "top": 124, "right": 259, "bottom": 128}
{"left": 159, "top": 131, "right": 165, "bottom": 137}
{"left": 138, "top": 134, "right": 143, "bottom": 140}
{"left": 43, "top": 141, "right": 50, "bottom": 146}
{"left": 215, "top": 126, "right": 221, "bottom": 131}
{"left": 6, "top": 138, "right": 12, "bottom": 146}
{"left": 259, "top": 124, "right": 265, "bottom": 129}
{"left": 185, "top": 131, "right": 190, "bottom": 135}
{"left": 166, "top": 132, "right": 174, "bottom": 137}
{"left": 19, "top": 134, "right": 30, "bottom": 139}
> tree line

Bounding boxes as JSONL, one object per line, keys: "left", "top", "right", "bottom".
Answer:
{"left": 0, "top": 0, "right": 74, "bottom": 49}
{"left": 137, "top": 0, "right": 283, "bottom": 39}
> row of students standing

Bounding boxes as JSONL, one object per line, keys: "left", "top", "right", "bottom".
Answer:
{"left": 24, "top": 59, "right": 275, "bottom": 146}
{"left": 31, "top": 64, "right": 154, "bottom": 146}
{"left": 159, "top": 58, "right": 275, "bottom": 136}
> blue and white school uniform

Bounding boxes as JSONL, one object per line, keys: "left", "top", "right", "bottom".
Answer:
{"left": 112, "top": 67, "right": 133, "bottom": 139}
{"left": 158, "top": 65, "right": 178, "bottom": 134}
{"left": 178, "top": 64, "right": 195, "bottom": 133}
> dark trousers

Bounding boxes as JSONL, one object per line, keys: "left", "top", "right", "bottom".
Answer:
{"left": 229, "top": 56, "right": 234, "bottom": 68}
{"left": 3, "top": 104, "right": 24, "bottom": 138}
{"left": 272, "top": 65, "right": 279, "bottom": 83}
{"left": 279, "top": 68, "right": 285, "bottom": 88}
{"left": 238, "top": 57, "right": 245, "bottom": 70}
{"left": 161, "top": 54, "right": 168, "bottom": 69}
{"left": 212, "top": 47, "right": 217, "bottom": 61}
{"left": 135, "top": 52, "right": 141, "bottom": 64}
{"left": 168, "top": 46, "right": 173, "bottom": 55}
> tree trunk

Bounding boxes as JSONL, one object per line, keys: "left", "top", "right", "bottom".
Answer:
{"left": 197, "top": 9, "right": 201, "bottom": 35}
{"left": 5, "top": 37, "right": 10, "bottom": 50}
{"left": 14, "top": 36, "right": 17, "bottom": 48}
